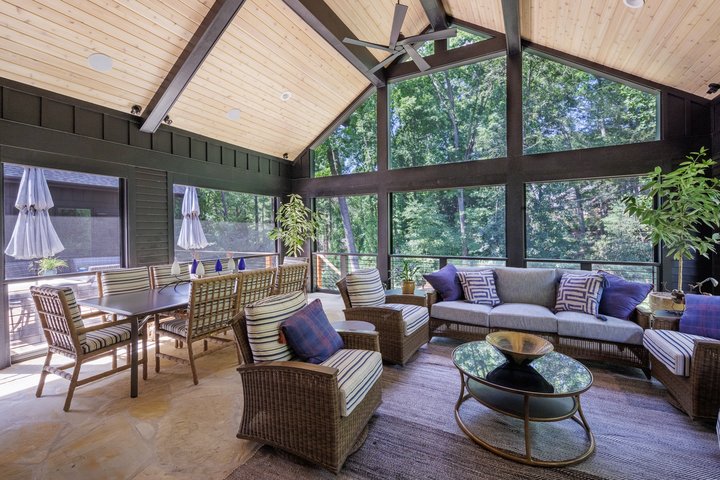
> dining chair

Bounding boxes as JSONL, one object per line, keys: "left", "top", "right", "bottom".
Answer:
{"left": 154, "top": 274, "right": 238, "bottom": 384}
{"left": 274, "top": 262, "right": 308, "bottom": 294}
{"left": 150, "top": 263, "right": 190, "bottom": 288}
{"left": 31, "top": 286, "right": 142, "bottom": 411}
{"left": 237, "top": 267, "right": 277, "bottom": 310}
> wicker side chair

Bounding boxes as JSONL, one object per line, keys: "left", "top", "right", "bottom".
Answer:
{"left": 236, "top": 267, "right": 276, "bottom": 309}
{"left": 336, "top": 270, "right": 429, "bottom": 365}
{"left": 274, "top": 262, "right": 308, "bottom": 294}
{"left": 230, "top": 294, "right": 382, "bottom": 474}
{"left": 155, "top": 274, "right": 238, "bottom": 384}
{"left": 31, "top": 286, "right": 144, "bottom": 411}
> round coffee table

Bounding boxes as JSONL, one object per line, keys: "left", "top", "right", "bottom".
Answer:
{"left": 452, "top": 340, "right": 595, "bottom": 467}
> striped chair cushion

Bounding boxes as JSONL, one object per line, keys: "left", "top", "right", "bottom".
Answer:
{"left": 321, "top": 349, "right": 383, "bottom": 417}
{"left": 59, "top": 287, "right": 86, "bottom": 344}
{"left": 346, "top": 269, "right": 385, "bottom": 307}
{"left": 245, "top": 291, "right": 307, "bottom": 362}
{"left": 457, "top": 270, "right": 501, "bottom": 307}
{"left": 643, "top": 329, "right": 709, "bottom": 376}
{"left": 101, "top": 267, "right": 151, "bottom": 295}
{"left": 81, "top": 324, "right": 132, "bottom": 354}
{"left": 555, "top": 273, "right": 605, "bottom": 317}
{"left": 379, "top": 303, "right": 429, "bottom": 336}
{"left": 158, "top": 318, "right": 188, "bottom": 338}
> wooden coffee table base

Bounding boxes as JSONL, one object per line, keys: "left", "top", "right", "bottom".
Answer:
{"left": 454, "top": 372, "right": 595, "bottom": 467}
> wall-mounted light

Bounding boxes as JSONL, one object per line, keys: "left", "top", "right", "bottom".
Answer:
{"left": 163, "top": 115, "right": 172, "bottom": 126}
{"left": 130, "top": 105, "right": 142, "bottom": 115}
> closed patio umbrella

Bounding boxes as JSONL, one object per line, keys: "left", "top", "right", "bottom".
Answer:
{"left": 177, "top": 186, "right": 209, "bottom": 250}
{"left": 4, "top": 167, "right": 65, "bottom": 259}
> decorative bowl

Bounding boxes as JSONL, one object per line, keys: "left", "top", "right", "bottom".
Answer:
{"left": 486, "top": 331, "right": 554, "bottom": 366}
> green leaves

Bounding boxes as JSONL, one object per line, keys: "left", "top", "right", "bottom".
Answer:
{"left": 269, "top": 194, "right": 322, "bottom": 257}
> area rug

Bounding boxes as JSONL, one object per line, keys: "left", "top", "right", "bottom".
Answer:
{"left": 226, "top": 340, "right": 720, "bottom": 480}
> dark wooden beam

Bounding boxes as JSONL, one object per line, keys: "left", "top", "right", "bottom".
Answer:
{"left": 501, "top": 0, "right": 521, "bottom": 56}
{"left": 420, "top": 0, "right": 448, "bottom": 31}
{"left": 140, "top": 0, "right": 246, "bottom": 133}
{"left": 283, "top": 0, "right": 386, "bottom": 87}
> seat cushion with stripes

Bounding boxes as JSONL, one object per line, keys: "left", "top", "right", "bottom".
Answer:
{"left": 81, "top": 324, "right": 132, "bottom": 353}
{"left": 643, "top": 329, "right": 709, "bottom": 376}
{"left": 378, "top": 303, "right": 429, "bottom": 336}
{"left": 245, "top": 291, "right": 307, "bottom": 362}
{"left": 321, "top": 349, "right": 383, "bottom": 417}
{"left": 158, "top": 318, "right": 188, "bottom": 338}
{"left": 346, "top": 269, "right": 385, "bottom": 307}
{"left": 101, "top": 267, "right": 151, "bottom": 295}
{"left": 58, "top": 287, "right": 86, "bottom": 344}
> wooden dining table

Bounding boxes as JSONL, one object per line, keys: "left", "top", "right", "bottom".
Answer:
{"left": 77, "top": 283, "right": 190, "bottom": 398}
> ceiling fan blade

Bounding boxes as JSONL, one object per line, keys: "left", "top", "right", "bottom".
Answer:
{"left": 404, "top": 44, "right": 431, "bottom": 71}
{"left": 369, "top": 52, "right": 404, "bottom": 74}
{"left": 343, "top": 37, "right": 395, "bottom": 52}
{"left": 388, "top": 3, "right": 409, "bottom": 49}
{"left": 398, "top": 28, "right": 457, "bottom": 46}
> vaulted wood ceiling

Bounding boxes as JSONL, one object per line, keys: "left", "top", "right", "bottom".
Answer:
{"left": 0, "top": 0, "right": 718, "bottom": 161}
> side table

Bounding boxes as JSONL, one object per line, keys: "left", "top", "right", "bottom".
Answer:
{"left": 331, "top": 320, "right": 376, "bottom": 332}
{"left": 651, "top": 309, "right": 681, "bottom": 331}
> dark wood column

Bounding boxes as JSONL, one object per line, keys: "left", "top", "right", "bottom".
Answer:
{"left": 377, "top": 86, "right": 390, "bottom": 284}
{"left": 505, "top": 51, "right": 524, "bottom": 267}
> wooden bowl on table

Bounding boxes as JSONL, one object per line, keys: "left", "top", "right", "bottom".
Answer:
{"left": 486, "top": 331, "right": 554, "bottom": 366}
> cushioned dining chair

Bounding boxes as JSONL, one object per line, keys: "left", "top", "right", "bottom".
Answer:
{"left": 31, "top": 286, "right": 142, "bottom": 411}
{"left": 337, "top": 268, "right": 429, "bottom": 365}
{"left": 274, "top": 262, "right": 308, "bottom": 294}
{"left": 230, "top": 291, "right": 382, "bottom": 473}
{"left": 150, "top": 263, "right": 190, "bottom": 288}
{"left": 155, "top": 274, "right": 238, "bottom": 384}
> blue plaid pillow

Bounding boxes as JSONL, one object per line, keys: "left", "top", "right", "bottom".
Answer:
{"left": 281, "top": 299, "right": 344, "bottom": 364}
{"left": 680, "top": 294, "right": 720, "bottom": 340}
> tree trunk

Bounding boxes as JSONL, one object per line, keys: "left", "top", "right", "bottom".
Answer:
{"left": 328, "top": 148, "right": 359, "bottom": 270}
{"left": 220, "top": 191, "right": 228, "bottom": 221}
{"left": 572, "top": 185, "right": 587, "bottom": 245}
{"left": 458, "top": 188, "right": 468, "bottom": 256}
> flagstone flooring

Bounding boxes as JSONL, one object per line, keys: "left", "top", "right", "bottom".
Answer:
{"left": 0, "top": 293, "right": 345, "bottom": 480}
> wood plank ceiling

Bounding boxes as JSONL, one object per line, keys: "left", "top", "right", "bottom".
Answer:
{"left": 0, "top": 0, "right": 718, "bottom": 161}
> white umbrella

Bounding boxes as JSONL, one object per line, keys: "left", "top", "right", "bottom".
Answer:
{"left": 4, "top": 167, "right": 65, "bottom": 259}
{"left": 177, "top": 186, "right": 209, "bottom": 250}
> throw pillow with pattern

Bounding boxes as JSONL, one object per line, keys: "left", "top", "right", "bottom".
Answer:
{"left": 555, "top": 273, "right": 605, "bottom": 317}
{"left": 281, "top": 299, "right": 344, "bottom": 364}
{"left": 457, "top": 270, "right": 501, "bottom": 307}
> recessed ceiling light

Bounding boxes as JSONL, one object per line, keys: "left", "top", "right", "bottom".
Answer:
{"left": 226, "top": 108, "right": 241, "bottom": 120}
{"left": 623, "top": 0, "right": 644, "bottom": 8}
{"left": 87, "top": 53, "right": 113, "bottom": 72}
{"left": 280, "top": 91, "right": 292, "bottom": 101}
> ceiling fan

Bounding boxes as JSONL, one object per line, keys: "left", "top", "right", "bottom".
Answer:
{"left": 343, "top": 2, "right": 457, "bottom": 74}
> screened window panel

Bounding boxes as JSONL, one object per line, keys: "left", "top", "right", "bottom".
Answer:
{"left": 315, "top": 195, "right": 378, "bottom": 254}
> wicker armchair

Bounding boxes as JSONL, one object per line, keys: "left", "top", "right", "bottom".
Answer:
{"left": 31, "top": 286, "right": 145, "bottom": 411}
{"left": 231, "top": 301, "right": 382, "bottom": 473}
{"left": 274, "top": 262, "right": 308, "bottom": 294}
{"left": 337, "top": 272, "right": 429, "bottom": 365}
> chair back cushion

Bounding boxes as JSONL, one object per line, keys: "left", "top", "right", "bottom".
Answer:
{"left": 100, "top": 267, "right": 150, "bottom": 295}
{"left": 555, "top": 273, "right": 605, "bottom": 317}
{"left": 494, "top": 267, "right": 557, "bottom": 308}
{"left": 423, "top": 264, "right": 463, "bottom": 301}
{"left": 245, "top": 291, "right": 307, "bottom": 362}
{"left": 680, "top": 294, "right": 720, "bottom": 340}
{"left": 345, "top": 269, "right": 385, "bottom": 307}
{"left": 598, "top": 270, "right": 653, "bottom": 320}
{"left": 457, "top": 270, "right": 501, "bottom": 306}
{"left": 281, "top": 299, "right": 344, "bottom": 364}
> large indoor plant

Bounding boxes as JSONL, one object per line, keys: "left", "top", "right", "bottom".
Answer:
{"left": 269, "top": 194, "right": 321, "bottom": 257}
{"left": 622, "top": 146, "right": 720, "bottom": 308}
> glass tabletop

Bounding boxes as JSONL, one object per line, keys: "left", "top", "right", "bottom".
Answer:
{"left": 452, "top": 341, "right": 593, "bottom": 397}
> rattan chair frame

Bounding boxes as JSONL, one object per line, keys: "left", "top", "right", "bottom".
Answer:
{"left": 31, "top": 286, "right": 147, "bottom": 411}
{"left": 230, "top": 311, "right": 381, "bottom": 473}
{"left": 236, "top": 268, "right": 276, "bottom": 310}
{"left": 274, "top": 262, "right": 308, "bottom": 295}
{"left": 336, "top": 278, "right": 429, "bottom": 365}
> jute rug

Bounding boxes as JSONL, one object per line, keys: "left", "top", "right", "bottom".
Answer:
{"left": 226, "top": 340, "right": 720, "bottom": 480}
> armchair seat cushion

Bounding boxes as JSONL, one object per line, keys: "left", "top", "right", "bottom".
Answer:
{"left": 431, "top": 301, "right": 492, "bottom": 327}
{"left": 643, "top": 329, "right": 709, "bottom": 376}
{"left": 556, "top": 311, "right": 644, "bottom": 345}
{"left": 379, "top": 303, "right": 429, "bottom": 336}
{"left": 82, "top": 324, "right": 132, "bottom": 353}
{"left": 489, "top": 303, "right": 558, "bottom": 332}
{"left": 321, "top": 349, "right": 383, "bottom": 417}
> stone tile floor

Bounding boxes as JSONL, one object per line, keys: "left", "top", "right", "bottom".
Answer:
{"left": 0, "top": 293, "right": 345, "bottom": 480}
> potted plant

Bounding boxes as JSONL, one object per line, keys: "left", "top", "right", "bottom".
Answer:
{"left": 622, "top": 146, "right": 720, "bottom": 311}
{"left": 399, "top": 261, "right": 421, "bottom": 294}
{"left": 269, "top": 194, "right": 322, "bottom": 258}
{"left": 35, "top": 257, "right": 68, "bottom": 276}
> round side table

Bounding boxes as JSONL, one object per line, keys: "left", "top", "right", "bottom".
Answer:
{"left": 331, "top": 320, "right": 376, "bottom": 332}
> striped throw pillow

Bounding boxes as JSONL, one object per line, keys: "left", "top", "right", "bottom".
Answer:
{"left": 555, "top": 273, "right": 605, "bottom": 317}
{"left": 245, "top": 291, "right": 307, "bottom": 362}
{"left": 101, "top": 267, "right": 151, "bottom": 295}
{"left": 457, "top": 270, "right": 501, "bottom": 307}
{"left": 345, "top": 269, "right": 385, "bottom": 307}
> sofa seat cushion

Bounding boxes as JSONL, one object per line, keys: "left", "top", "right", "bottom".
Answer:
{"left": 431, "top": 301, "right": 492, "bottom": 327}
{"left": 556, "top": 311, "right": 644, "bottom": 345}
{"left": 379, "top": 304, "right": 429, "bottom": 336}
{"left": 493, "top": 267, "right": 557, "bottom": 309}
{"left": 321, "top": 349, "right": 383, "bottom": 417}
{"left": 488, "top": 303, "right": 558, "bottom": 332}
{"left": 643, "top": 329, "right": 709, "bottom": 376}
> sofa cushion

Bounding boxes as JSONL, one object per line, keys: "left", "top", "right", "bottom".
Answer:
{"left": 281, "top": 299, "right": 344, "bottom": 364}
{"left": 457, "top": 270, "right": 501, "bottom": 306}
{"left": 598, "top": 271, "right": 653, "bottom": 320}
{"left": 379, "top": 303, "right": 429, "bottom": 336}
{"left": 245, "top": 291, "right": 306, "bottom": 362}
{"left": 680, "top": 294, "right": 720, "bottom": 340}
{"left": 556, "top": 311, "right": 644, "bottom": 345}
{"left": 489, "top": 303, "right": 558, "bottom": 332}
{"left": 494, "top": 267, "right": 557, "bottom": 309}
{"left": 346, "top": 269, "right": 385, "bottom": 307}
{"left": 321, "top": 349, "right": 383, "bottom": 417}
{"left": 643, "top": 329, "right": 709, "bottom": 376}
{"left": 555, "top": 273, "right": 605, "bottom": 317}
{"left": 423, "top": 264, "right": 463, "bottom": 301}
{"left": 431, "top": 301, "right": 492, "bottom": 327}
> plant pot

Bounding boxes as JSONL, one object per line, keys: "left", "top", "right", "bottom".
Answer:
{"left": 401, "top": 280, "right": 416, "bottom": 295}
{"left": 648, "top": 291, "right": 684, "bottom": 314}
{"left": 41, "top": 269, "right": 57, "bottom": 276}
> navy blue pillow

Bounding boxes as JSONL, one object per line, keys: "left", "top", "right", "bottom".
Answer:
{"left": 598, "top": 270, "right": 653, "bottom": 320}
{"left": 423, "top": 264, "right": 463, "bottom": 301}
{"left": 281, "top": 299, "right": 344, "bottom": 364}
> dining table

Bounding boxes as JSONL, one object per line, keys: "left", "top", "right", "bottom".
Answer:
{"left": 76, "top": 283, "right": 190, "bottom": 398}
